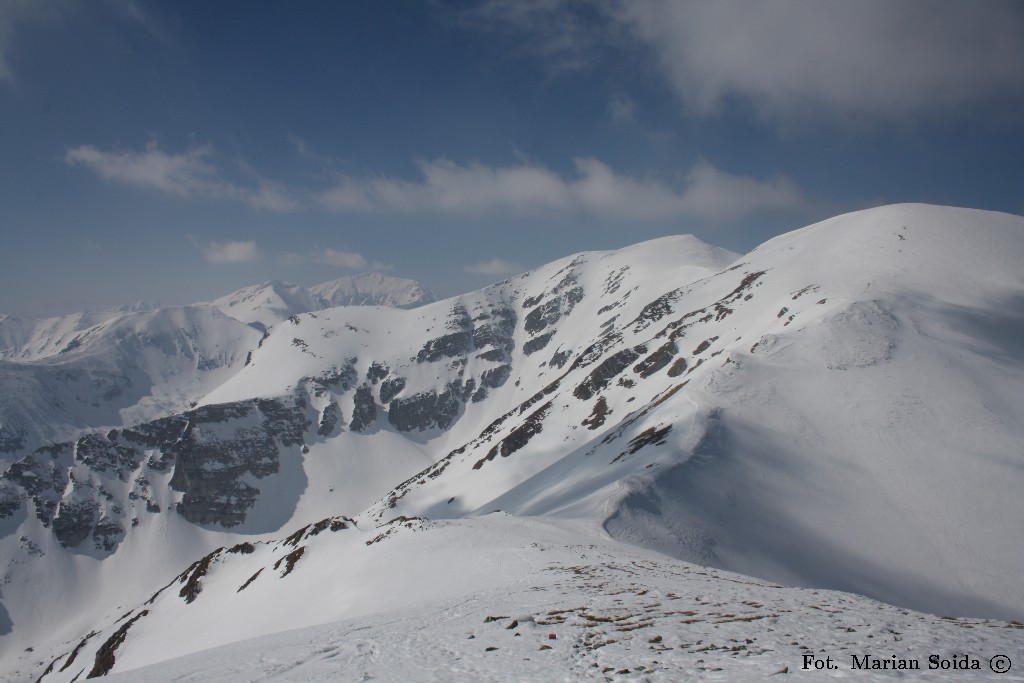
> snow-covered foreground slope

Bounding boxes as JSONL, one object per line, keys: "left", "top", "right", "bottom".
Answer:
{"left": 19, "top": 515, "right": 1024, "bottom": 682}
{"left": 2, "top": 204, "right": 1023, "bottom": 681}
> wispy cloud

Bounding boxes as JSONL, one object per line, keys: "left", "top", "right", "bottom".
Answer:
{"left": 66, "top": 142, "right": 805, "bottom": 222}
{"left": 678, "top": 161, "right": 805, "bottom": 222}
{"left": 67, "top": 143, "right": 218, "bottom": 196}
{"left": 1, "top": 0, "right": 165, "bottom": 85}
{"left": 0, "top": 0, "right": 62, "bottom": 84}
{"left": 103, "top": 0, "right": 167, "bottom": 41}
{"left": 284, "top": 248, "right": 392, "bottom": 272}
{"left": 320, "top": 157, "right": 805, "bottom": 222}
{"left": 454, "top": 0, "right": 618, "bottom": 73}
{"left": 319, "top": 158, "right": 569, "bottom": 214}
{"left": 608, "top": 93, "right": 637, "bottom": 125}
{"left": 201, "top": 240, "right": 260, "bottom": 264}
{"left": 65, "top": 142, "right": 298, "bottom": 211}
{"left": 464, "top": 258, "right": 524, "bottom": 275}
{"left": 315, "top": 248, "right": 368, "bottom": 269}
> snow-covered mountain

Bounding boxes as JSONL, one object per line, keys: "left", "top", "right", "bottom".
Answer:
{"left": 1, "top": 204, "right": 1023, "bottom": 682}
{"left": 206, "top": 273, "right": 436, "bottom": 330}
{"left": 310, "top": 272, "right": 436, "bottom": 310}
{"left": 0, "top": 303, "right": 158, "bottom": 363}
{"left": 0, "top": 274, "right": 435, "bottom": 471}
{"left": 0, "top": 306, "right": 259, "bottom": 472}
{"left": 205, "top": 280, "right": 325, "bottom": 331}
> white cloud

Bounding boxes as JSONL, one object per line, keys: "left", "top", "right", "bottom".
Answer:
{"left": 309, "top": 248, "right": 391, "bottom": 272}
{"left": 464, "top": 0, "right": 1024, "bottom": 122}
{"left": 679, "top": 161, "right": 805, "bottom": 222}
{"left": 202, "top": 240, "right": 260, "bottom": 264}
{"left": 319, "top": 158, "right": 571, "bottom": 214}
{"left": 618, "top": 0, "right": 1024, "bottom": 120}
{"left": 65, "top": 142, "right": 298, "bottom": 210}
{"left": 464, "top": 258, "right": 524, "bottom": 275}
{"left": 67, "top": 143, "right": 218, "bottom": 196}
{"left": 315, "top": 248, "right": 368, "bottom": 269}
{"left": 66, "top": 143, "right": 804, "bottom": 223}
{"left": 320, "top": 157, "right": 804, "bottom": 222}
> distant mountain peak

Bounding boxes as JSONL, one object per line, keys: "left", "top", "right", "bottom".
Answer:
{"left": 309, "top": 272, "right": 436, "bottom": 310}
{"left": 205, "top": 273, "right": 435, "bottom": 329}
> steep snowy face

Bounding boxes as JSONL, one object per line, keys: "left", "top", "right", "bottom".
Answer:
{"left": 205, "top": 280, "right": 326, "bottom": 330}
{"left": 2, "top": 205, "right": 1024, "bottom": 682}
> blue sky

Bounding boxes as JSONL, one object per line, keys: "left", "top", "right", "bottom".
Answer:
{"left": 2, "top": 0, "right": 1023, "bottom": 316}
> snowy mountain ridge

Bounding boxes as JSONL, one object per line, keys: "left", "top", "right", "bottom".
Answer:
{"left": 205, "top": 272, "right": 436, "bottom": 330}
{"left": 310, "top": 271, "right": 437, "bottom": 310}
{"left": 0, "top": 305, "right": 261, "bottom": 472}
{"left": 0, "top": 273, "right": 436, "bottom": 471}
{"left": 1, "top": 204, "right": 1023, "bottom": 681}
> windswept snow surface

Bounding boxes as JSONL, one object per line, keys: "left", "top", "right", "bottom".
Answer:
{"left": 22, "top": 516, "right": 1024, "bottom": 683}
{"left": 2, "top": 204, "right": 1024, "bottom": 682}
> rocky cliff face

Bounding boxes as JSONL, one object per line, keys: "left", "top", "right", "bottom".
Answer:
{"left": 0, "top": 396, "right": 312, "bottom": 549}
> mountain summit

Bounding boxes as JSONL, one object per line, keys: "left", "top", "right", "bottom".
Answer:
{"left": 1, "top": 205, "right": 1022, "bottom": 681}
{"left": 309, "top": 272, "right": 436, "bottom": 310}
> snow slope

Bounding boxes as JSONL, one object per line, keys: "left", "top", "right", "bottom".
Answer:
{"left": 2, "top": 204, "right": 1023, "bottom": 681}
{"left": 20, "top": 515, "right": 1024, "bottom": 683}
{"left": 205, "top": 280, "right": 328, "bottom": 331}
{"left": 0, "top": 303, "right": 158, "bottom": 363}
